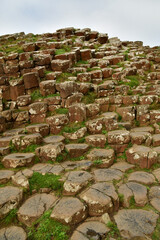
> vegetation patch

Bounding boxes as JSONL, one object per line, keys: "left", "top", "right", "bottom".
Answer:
{"left": 82, "top": 92, "right": 97, "bottom": 104}
{"left": 29, "top": 172, "right": 63, "bottom": 194}
{"left": 56, "top": 108, "right": 68, "bottom": 114}
{"left": 28, "top": 210, "right": 70, "bottom": 240}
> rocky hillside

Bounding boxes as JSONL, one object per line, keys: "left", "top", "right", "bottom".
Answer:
{"left": 0, "top": 27, "right": 160, "bottom": 239}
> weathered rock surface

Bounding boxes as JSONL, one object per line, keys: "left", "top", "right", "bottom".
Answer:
{"left": 18, "top": 193, "right": 57, "bottom": 226}
{"left": 51, "top": 197, "right": 87, "bottom": 225}
{"left": 0, "top": 226, "right": 27, "bottom": 240}
{"left": 0, "top": 186, "right": 23, "bottom": 219}
{"left": 114, "top": 209, "right": 158, "bottom": 239}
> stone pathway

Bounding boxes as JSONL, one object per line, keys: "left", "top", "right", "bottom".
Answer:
{"left": 0, "top": 27, "right": 160, "bottom": 239}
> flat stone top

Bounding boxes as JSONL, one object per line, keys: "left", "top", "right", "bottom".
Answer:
{"left": 43, "top": 135, "right": 65, "bottom": 144}
{"left": 0, "top": 170, "right": 14, "bottom": 182}
{"left": 3, "top": 152, "right": 35, "bottom": 159}
{"left": 114, "top": 209, "right": 158, "bottom": 239}
{"left": 0, "top": 186, "right": 22, "bottom": 206}
{"left": 0, "top": 226, "right": 27, "bottom": 240}
{"left": 131, "top": 126, "right": 154, "bottom": 133}
{"left": 128, "top": 171, "right": 155, "bottom": 185}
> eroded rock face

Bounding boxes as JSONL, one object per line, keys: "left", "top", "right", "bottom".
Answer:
{"left": 18, "top": 193, "right": 57, "bottom": 226}
{"left": 126, "top": 144, "right": 157, "bottom": 169}
{"left": 63, "top": 170, "right": 92, "bottom": 195}
{"left": 0, "top": 186, "right": 23, "bottom": 219}
{"left": 87, "top": 148, "right": 115, "bottom": 168}
{"left": 36, "top": 142, "right": 64, "bottom": 162}
{"left": 80, "top": 182, "right": 118, "bottom": 216}
{"left": 114, "top": 209, "right": 158, "bottom": 239}
{"left": 51, "top": 197, "right": 88, "bottom": 225}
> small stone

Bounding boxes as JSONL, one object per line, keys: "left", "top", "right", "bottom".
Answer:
{"left": 111, "top": 162, "right": 135, "bottom": 172}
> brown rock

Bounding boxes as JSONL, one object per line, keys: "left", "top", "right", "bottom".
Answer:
{"left": 51, "top": 197, "right": 87, "bottom": 225}
{"left": 0, "top": 226, "right": 27, "bottom": 240}
{"left": 23, "top": 72, "right": 39, "bottom": 89}
{"left": 2, "top": 153, "right": 35, "bottom": 168}
{"left": 0, "top": 186, "right": 23, "bottom": 219}
{"left": 126, "top": 144, "right": 157, "bottom": 169}
{"left": 18, "top": 193, "right": 57, "bottom": 226}
{"left": 65, "top": 143, "right": 89, "bottom": 158}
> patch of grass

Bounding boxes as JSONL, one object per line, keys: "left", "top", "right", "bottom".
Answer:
{"left": 117, "top": 152, "right": 127, "bottom": 161}
{"left": 152, "top": 217, "right": 160, "bottom": 240}
{"left": 28, "top": 210, "right": 69, "bottom": 240}
{"left": 22, "top": 144, "right": 40, "bottom": 153}
{"left": 119, "top": 75, "right": 139, "bottom": 88}
{"left": 134, "top": 120, "right": 140, "bottom": 127}
{"left": 60, "top": 122, "right": 85, "bottom": 134}
{"left": 70, "top": 156, "right": 85, "bottom": 161}
{"left": 118, "top": 193, "right": 124, "bottom": 204}
{"left": 93, "top": 159, "right": 103, "bottom": 165}
{"left": 82, "top": 92, "right": 97, "bottom": 104}
{"left": 31, "top": 90, "right": 43, "bottom": 101}
{"left": 77, "top": 137, "right": 85, "bottom": 143}
{"left": 129, "top": 196, "right": 136, "bottom": 207}
{"left": 29, "top": 172, "right": 63, "bottom": 194}
{"left": 117, "top": 113, "right": 122, "bottom": 122}
{"left": 56, "top": 108, "right": 68, "bottom": 114}
{"left": 2, "top": 209, "right": 18, "bottom": 225}
{"left": 106, "top": 221, "right": 121, "bottom": 239}
{"left": 55, "top": 46, "right": 71, "bottom": 55}
{"left": 75, "top": 60, "right": 89, "bottom": 66}
{"left": 56, "top": 151, "right": 68, "bottom": 163}
{"left": 127, "top": 89, "right": 133, "bottom": 95}
{"left": 56, "top": 72, "right": 73, "bottom": 83}
{"left": 149, "top": 103, "right": 160, "bottom": 110}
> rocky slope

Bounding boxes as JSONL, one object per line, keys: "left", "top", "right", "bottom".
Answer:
{"left": 0, "top": 27, "right": 160, "bottom": 239}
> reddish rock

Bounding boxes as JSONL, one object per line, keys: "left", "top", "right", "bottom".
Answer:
{"left": 126, "top": 144, "right": 157, "bottom": 169}
{"left": 69, "top": 103, "right": 86, "bottom": 122}
{"left": 51, "top": 59, "right": 70, "bottom": 72}
{"left": 23, "top": 72, "right": 39, "bottom": 89}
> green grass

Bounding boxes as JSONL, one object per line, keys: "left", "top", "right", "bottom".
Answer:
{"left": 28, "top": 210, "right": 70, "bottom": 240}
{"left": 129, "top": 196, "right": 136, "bottom": 207}
{"left": 55, "top": 46, "right": 71, "bottom": 55}
{"left": 93, "top": 159, "right": 103, "bottom": 165}
{"left": 56, "top": 108, "right": 68, "bottom": 114}
{"left": 31, "top": 90, "right": 43, "bottom": 101}
{"left": 1, "top": 209, "right": 18, "bottom": 225}
{"left": 119, "top": 75, "right": 139, "bottom": 88}
{"left": 56, "top": 73, "right": 73, "bottom": 82}
{"left": 29, "top": 172, "right": 63, "bottom": 194}
{"left": 106, "top": 221, "right": 121, "bottom": 239}
{"left": 60, "top": 122, "right": 85, "bottom": 134}
{"left": 82, "top": 92, "right": 97, "bottom": 104}
{"left": 22, "top": 144, "right": 40, "bottom": 153}
{"left": 75, "top": 60, "right": 89, "bottom": 65}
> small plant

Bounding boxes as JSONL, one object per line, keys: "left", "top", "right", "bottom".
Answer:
{"left": 61, "top": 122, "right": 85, "bottom": 134}
{"left": 56, "top": 108, "right": 68, "bottom": 114}
{"left": 82, "top": 92, "right": 97, "bottom": 104}
{"left": 2, "top": 209, "right": 18, "bottom": 225}
{"left": 129, "top": 196, "right": 136, "bottom": 207}
{"left": 22, "top": 144, "right": 40, "bottom": 153}
{"left": 134, "top": 120, "right": 140, "bottom": 127}
{"left": 117, "top": 113, "right": 122, "bottom": 122}
{"left": 28, "top": 210, "right": 69, "bottom": 240}
{"left": 93, "top": 159, "right": 103, "bottom": 165}
{"left": 31, "top": 90, "right": 43, "bottom": 101}
{"left": 118, "top": 193, "right": 124, "bottom": 203}
{"left": 106, "top": 221, "right": 121, "bottom": 239}
{"left": 29, "top": 172, "right": 63, "bottom": 194}
{"left": 75, "top": 60, "right": 89, "bottom": 65}
{"left": 77, "top": 137, "right": 85, "bottom": 143}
